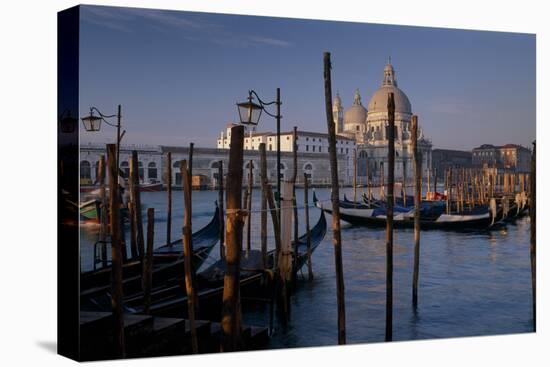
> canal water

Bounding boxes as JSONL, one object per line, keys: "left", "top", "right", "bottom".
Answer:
{"left": 80, "top": 188, "right": 534, "bottom": 348}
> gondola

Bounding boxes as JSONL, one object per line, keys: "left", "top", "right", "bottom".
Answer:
{"left": 83, "top": 210, "right": 327, "bottom": 318}
{"left": 143, "top": 209, "right": 327, "bottom": 318}
{"left": 315, "top": 191, "right": 499, "bottom": 230}
{"left": 80, "top": 205, "right": 220, "bottom": 295}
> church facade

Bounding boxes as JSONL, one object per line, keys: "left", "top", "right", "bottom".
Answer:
{"left": 334, "top": 61, "right": 433, "bottom": 185}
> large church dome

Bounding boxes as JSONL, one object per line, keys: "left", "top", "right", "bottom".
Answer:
{"left": 343, "top": 89, "right": 367, "bottom": 130}
{"left": 367, "top": 63, "right": 411, "bottom": 114}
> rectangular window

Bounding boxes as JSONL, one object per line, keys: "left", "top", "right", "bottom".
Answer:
{"left": 313, "top": 146, "right": 316, "bottom": 152}
{"left": 319, "top": 147, "right": 322, "bottom": 152}
{"left": 306, "top": 145, "right": 309, "bottom": 151}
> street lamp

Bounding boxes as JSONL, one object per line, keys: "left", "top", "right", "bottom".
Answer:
{"left": 237, "top": 89, "right": 282, "bottom": 211}
{"left": 81, "top": 105, "right": 125, "bottom": 171}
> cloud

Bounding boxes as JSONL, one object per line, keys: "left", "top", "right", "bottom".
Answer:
{"left": 81, "top": 5, "right": 292, "bottom": 48}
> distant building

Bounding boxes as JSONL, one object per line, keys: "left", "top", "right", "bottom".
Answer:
{"left": 472, "top": 144, "right": 531, "bottom": 172}
{"left": 79, "top": 143, "right": 350, "bottom": 188}
{"left": 217, "top": 123, "right": 356, "bottom": 182}
{"left": 336, "top": 60, "right": 433, "bottom": 182}
{"left": 432, "top": 149, "right": 473, "bottom": 179}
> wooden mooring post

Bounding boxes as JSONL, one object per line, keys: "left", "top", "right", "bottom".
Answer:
{"left": 221, "top": 125, "right": 245, "bottom": 352}
{"left": 98, "top": 154, "right": 108, "bottom": 267}
{"left": 218, "top": 160, "right": 225, "bottom": 259}
{"left": 279, "top": 182, "right": 294, "bottom": 319}
{"left": 259, "top": 145, "right": 268, "bottom": 269}
{"left": 323, "top": 51, "right": 346, "bottom": 345}
{"left": 246, "top": 159, "right": 253, "bottom": 254}
{"left": 130, "top": 151, "right": 145, "bottom": 262}
{"left": 385, "top": 92, "right": 396, "bottom": 342}
{"left": 353, "top": 148, "right": 357, "bottom": 206}
{"left": 411, "top": 115, "right": 421, "bottom": 308}
{"left": 181, "top": 159, "right": 199, "bottom": 353}
{"left": 292, "top": 126, "right": 299, "bottom": 282}
{"left": 143, "top": 208, "right": 154, "bottom": 314}
{"left": 530, "top": 141, "right": 536, "bottom": 329}
{"left": 166, "top": 152, "right": 172, "bottom": 246}
{"left": 260, "top": 142, "right": 281, "bottom": 333}
{"left": 107, "top": 144, "right": 125, "bottom": 357}
{"left": 304, "top": 172, "right": 313, "bottom": 280}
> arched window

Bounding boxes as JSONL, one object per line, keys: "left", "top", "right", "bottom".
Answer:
{"left": 80, "top": 160, "right": 91, "bottom": 179}
{"left": 173, "top": 161, "right": 180, "bottom": 168}
{"left": 304, "top": 163, "right": 313, "bottom": 171}
{"left": 278, "top": 163, "right": 286, "bottom": 170}
{"left": 120, "top": 161, "right": 129, "bottom": 178}
{"left": 245, "top": 161, "right": 255, "bottom": 169}
{"left": 210, "top": 161, "right": 220, "bottom": 169}
{"left": 148, "top": 162, "right": 157, "bottom": 179}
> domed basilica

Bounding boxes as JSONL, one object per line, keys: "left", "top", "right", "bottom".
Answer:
{"left": 333, "top": 60, "right": 432, "bottom": 184}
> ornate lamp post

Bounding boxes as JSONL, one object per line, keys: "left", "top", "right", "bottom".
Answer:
{"left": 237, "top": 89, "right": 282, "bottom": 211}
{"left": 81, "top": 104, "right": 125, "bottom": 170}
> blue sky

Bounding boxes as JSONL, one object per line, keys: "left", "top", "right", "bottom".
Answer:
{"left": 79, "top": 5, "right": 535, "bottom": 150}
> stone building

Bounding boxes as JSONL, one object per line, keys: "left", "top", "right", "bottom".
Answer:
{"left": 217, "top": 124, "right": 356, "bottom": 183}
{"left": 79, "top": 143, "right": 350, "bottom": 188}
{"left": 432, "top": 149, "right": 473, "bottom": 179}
{"left": 79, "top": 142, "right": 162, "bottom": 185}
{"left": 472, "top": 144, "right": 531, "bottom": 172}
{"left": 335, "top": 60, "right": 433, "bottom": 183}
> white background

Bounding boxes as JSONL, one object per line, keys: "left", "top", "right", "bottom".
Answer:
{"left": 0, "top": 0, "right": 548, "bottom": 365}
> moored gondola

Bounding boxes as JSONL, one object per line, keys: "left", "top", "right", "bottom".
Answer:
{"left": 315, "top": 191, "right": 501, "bottom": 230}
{"left": 82, "top": 210, "right": 327, "bottom": 318}
{"left": 80, "top": 205, "right": 220, "bottom": 295}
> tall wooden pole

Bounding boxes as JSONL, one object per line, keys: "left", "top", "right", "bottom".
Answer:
{"left": 380, "top": 162, "right": 385, "bottom": 200}
{"left": 279, "top": 182, "right": 293, "bottom": 319}
{"left": 260, "top": 144, "right": 268, "bottom": 269}
{"left": 434, "top": 168, "right": 437, "bottom": 193}
{"left": 128, "top": 202, "right": 137, "bottom": 259}
{"left": 385, "top": 93, "right": 396, "bottom": 342}
{"left": 323, "top": 52, "right": 346, "bottom": 345}
{"left": 366, "top": 158, "right": 372, "bottom": 202}
{"left": 181, "top": 159, "right": 198, "bottom": 353}
{"left": 98, "top": 154, "right": 108, "bottom": 267}
{"left": 218, "top": 161, "right": 225, "bottom": 259}
{"left": 353, "top": 148, "right": 357, "bottom": 206}
{"left": 304, "top": 172, "right": 313, "bottom": 280}
{"left": 130, "top": 151, "right": 145, "bottom": 262}
{"left": 530, "top": 141, "right": 536, "bottom": 329}
{"left": 166, "top": 152, "right": 172, "bottom": 245}
{"left": 402, "top": 159, "right": 407, "bottom": 207}
{"left": 143, "top": 208, "right": 154, "bottom": 314}
{"left": 128, "top": 159, "right": 138, "bottom": 259}
{"left": 221, "top": 125, "right": 245, "bottom": 352}
{"left": 292, "top": 126, "right": 299, "bottom": 281}
{"left": 246, "top": 160, "right": 253, "bottom": 254}
{"left": 411, "top": 115, "right": 421, "bottom": 308}
{"left": 107, "top": 144, "right": 125, "bottom": 357}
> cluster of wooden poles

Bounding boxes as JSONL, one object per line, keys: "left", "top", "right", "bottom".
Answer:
{"left": 95, "top": 126, "right": 317, "bottom": 356}
{"left": 322, "top": 52, "right": 536, "bottom": 344}
{"left": 218, "top": 124, "right": 316, "bottom": 351}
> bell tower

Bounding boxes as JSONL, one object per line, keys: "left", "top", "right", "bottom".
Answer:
{"left": 333, "top": 91, "right": 344, "bottom": 134}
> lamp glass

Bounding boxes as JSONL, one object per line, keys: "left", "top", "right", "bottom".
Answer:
{"left": 81, "top": 115, "right": 102, "bottom": 132}
{"left": 237, "top": 100, "right": 262, "bottom": 125}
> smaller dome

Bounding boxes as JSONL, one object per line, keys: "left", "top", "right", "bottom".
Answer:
{"left": 333, "top": 92, "right": 342, "bottom": 107}
{"left": 343, "top": 89, "right": 367, "bottom": 128}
